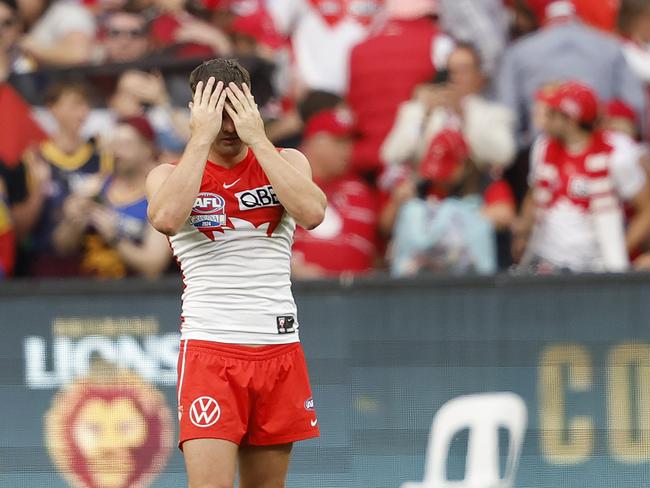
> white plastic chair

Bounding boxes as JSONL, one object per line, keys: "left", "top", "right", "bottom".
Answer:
{"left": 402, "top": 392, "right": 527, "bottom": 488}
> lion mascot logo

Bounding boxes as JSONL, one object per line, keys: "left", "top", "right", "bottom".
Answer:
{"left": 45, "top": 363, "right": 173, "bottom": 488}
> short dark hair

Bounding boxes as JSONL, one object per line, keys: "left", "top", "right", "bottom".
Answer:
{"left": 617, "top": 0, "right": 650, "bottom": 36}
{"left": 0, "top": 0, "right": 18, "bottom": 14}
{"left": 298, "top": 90, "right": 343, "bottom": 122}
{"left": 189, "top": 58, "right": 251, "bottom": 93}
{"left": 44, "top": 82, "right": 91, "bottom": 106}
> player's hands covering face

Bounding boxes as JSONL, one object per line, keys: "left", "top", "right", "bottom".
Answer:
{"left": 225, "top": 83, "right": 266, "bottom": 146}
{"left": 189, "top": 77, "right": 228, "bottom": 144}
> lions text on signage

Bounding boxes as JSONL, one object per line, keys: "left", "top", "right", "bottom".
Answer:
{"left": 189, "top": 396, "right": 221, "bottom": 427}
{"left": 24, "top": 316, "right": 179, "bottom": 389}
{"left": 189, "top": 192, "right": 227, "bottom": 230}
{"left": 235, "top": 185, "right": 280, "bottom": 211}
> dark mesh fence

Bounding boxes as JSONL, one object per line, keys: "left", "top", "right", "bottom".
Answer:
{"left": 1, "top": 274, "right": 649, "bottom": 487}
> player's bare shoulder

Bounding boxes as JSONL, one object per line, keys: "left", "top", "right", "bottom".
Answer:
{"left": 145, "top": 163, "right": 176, "bottom": 200}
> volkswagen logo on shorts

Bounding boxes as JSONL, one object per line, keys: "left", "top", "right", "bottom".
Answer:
{"left": 189, "top": 396, "right": 221, "bottom": 427}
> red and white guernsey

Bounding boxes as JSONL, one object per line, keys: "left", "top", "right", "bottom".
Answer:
{"left": 529, "top": 131, "right": 646, "bottom": 271}
{"left": 169, "top": 148, "right": 299, "bottom": 344}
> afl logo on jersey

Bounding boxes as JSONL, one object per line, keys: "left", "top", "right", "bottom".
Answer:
{"left": 190, "top": 192, "right": 227, "bottom": 230}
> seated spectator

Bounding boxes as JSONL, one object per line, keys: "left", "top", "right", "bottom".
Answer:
{"left": 0, "top": 176, "right": 15, "bottom": 278}
{"left": 347, "top": 0, "right": 454, "bottom": 179}
{"left": 382, "top": 43, "right": 516, "bottom": 173}
{"left": 497, "top": 0, "right": 645, "bottom": 146}
{"left": 21, "top": 82, "right": 111, "bottom": 276}
{"left": 104, "top": 70, "right": 190, "bottom": 161}
{"left": 19, "top": 0, "right": 96, "bottom": 66}
{"left": 53, "top": 117, "right": 170, "bottom": 279}
{"left": 34, "top": 71, "right": 191, "bottom": 163}
{"left": 291, "top": 108, "right": 378, "bottom": 279}
{"left": 516, "top": 81, "right": 650, "bottom": 273}
{"left": 98, "top": 9, "right": 151, "bottom": 64}
{"left": 390, "top": 129, "right": 515, "bottom": 276}
{"left": 150, "top": 0, "right": 232, "bottom": 58}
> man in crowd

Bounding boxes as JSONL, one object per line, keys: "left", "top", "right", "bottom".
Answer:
{"left": 18, "top": 82, "right": 111, "bottom": 276}
{"left": 497, "top": 0, "right": 645, "bottom": 146}
{"left": 54, "top": 117, "right": 170, "bottom": 279}
{"left": 516, "top": 81, "right": 650, "bottom": 272}
{"left": 100, "top": 9, "right": 151, "bottom": 64}
{"left": 292, "top": 108, "right": 378, "bottom": 278}
{"left": 382, "top": 43, "right": 516, "bottom": 174}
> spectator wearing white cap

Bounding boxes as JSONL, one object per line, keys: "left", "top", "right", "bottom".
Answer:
{"left": 19, "top": 0, "right": 96, "bottom": 66}
{"left": 497, "top": 0, "right": 645, "bottom": 146}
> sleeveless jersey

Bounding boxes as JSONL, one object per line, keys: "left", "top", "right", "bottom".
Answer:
{"left": 169, "top": 148, "right": 299, "bottom": 344}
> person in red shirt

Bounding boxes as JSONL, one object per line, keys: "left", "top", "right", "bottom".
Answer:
{"left": 292, "top": 108, "right": 378, "bottom": 278}
{"left": 346, "top": 0, "right": 453, "bottom": 180}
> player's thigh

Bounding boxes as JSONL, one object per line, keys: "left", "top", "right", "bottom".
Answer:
{"left": 238, "top": 443, "right": 293, "bottom": 488}
{"left": 183, "top": 438, "right": 239, "bottom": 488}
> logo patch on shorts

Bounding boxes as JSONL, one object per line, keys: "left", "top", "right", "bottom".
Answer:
{"left": 304, "top": 397, "right": 314, "bottom": 411}
{"left": 189, "top": 396, "right": 221, "bottom": 427}
{"left": 276, "top": 315, "right": 295, "bottom": 334}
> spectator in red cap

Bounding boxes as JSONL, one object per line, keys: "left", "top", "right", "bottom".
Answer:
{"left": 347, "top": 0, "right": 454, "bottom": 179}
{"left": 389, "top": 129, "right": 515, "bottom": 276}
{"left": 497, "top": 0, "right": 645, "bottom": 147}
{"left": 54, "top": 117, "right": 171, "bottom": 279}
{"left": 516, "top": 81, "right": 650, "bottom": 273}
{"left": 291, "top": 108, "right": 378, "bottom": 279}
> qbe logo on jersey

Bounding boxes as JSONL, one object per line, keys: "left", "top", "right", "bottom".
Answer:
{"left": 190, "top": 192, "right": 227, "bottom": 230}
{"left": 189, "top": 396, "right": 221, "bottom": 427}
{"left": 235, "top": 185, "right": 281, "bottom": 211}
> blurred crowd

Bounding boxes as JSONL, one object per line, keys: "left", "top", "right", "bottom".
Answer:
{"left": 2, "top": 0, "right": 650, "bottom": 280}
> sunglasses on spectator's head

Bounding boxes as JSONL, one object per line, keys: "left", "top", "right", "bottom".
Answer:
{"left": 107, "top": 28, "right": 145, "bottom": 38}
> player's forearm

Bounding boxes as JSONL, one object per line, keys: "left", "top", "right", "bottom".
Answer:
{"left": 250, "top": 139, "right": 326, "bottom": 229}
{"left": 116, "top": 240, "right": 169, "bottom": 279}
{"left": 148, "top": 138, "right": 211, "bottom": 234}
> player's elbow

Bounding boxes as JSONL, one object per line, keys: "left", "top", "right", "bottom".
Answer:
{"left": 148, "top": 209, "right": 181, "bottom": 236}
{"left": 300, "top": 202, "right": 326, "bottom": 230}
